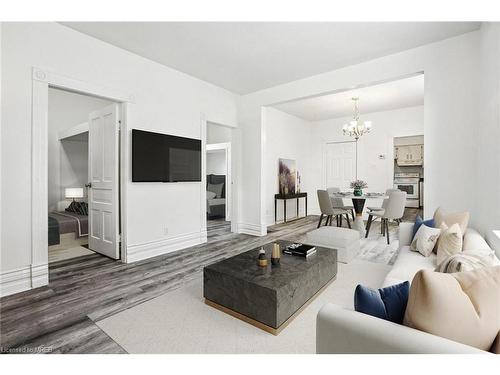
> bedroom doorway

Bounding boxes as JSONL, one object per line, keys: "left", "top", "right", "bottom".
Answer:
{"left": 205, "top": 122, "right": 233, "bottom": 240}
{"left": 47, "top": 87, "right": 121, "bottom": 263}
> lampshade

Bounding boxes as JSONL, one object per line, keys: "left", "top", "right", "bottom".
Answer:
{"left": 65, "top": 188, "right": 84, "bottom": 199}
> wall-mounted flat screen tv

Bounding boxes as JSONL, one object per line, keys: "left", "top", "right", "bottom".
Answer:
{"left": 132, "top": 129, "right": 201, "bottom": 182}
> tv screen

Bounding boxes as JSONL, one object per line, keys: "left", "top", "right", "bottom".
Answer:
{"left": 132, "top": 129, "right": 201, "bottom": 182}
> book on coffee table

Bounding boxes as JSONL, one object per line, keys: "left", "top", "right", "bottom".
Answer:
{"left": 283, "top": 243, "right": 316, "bottom": 257}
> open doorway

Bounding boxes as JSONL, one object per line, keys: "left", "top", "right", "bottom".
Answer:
{"left": 205, "top": 122, "right": 233, "bottom": 240}
{"left": 47, "top": 87, "right": 121, "bottom": 264}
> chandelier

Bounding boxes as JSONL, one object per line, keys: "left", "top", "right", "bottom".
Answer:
{"left": 342, "top": 97, "right": 372, "bottom": 140}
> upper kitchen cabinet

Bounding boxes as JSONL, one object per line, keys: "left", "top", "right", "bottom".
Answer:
{"left": 395, "top": 144, "right": 423, "bottom": 166}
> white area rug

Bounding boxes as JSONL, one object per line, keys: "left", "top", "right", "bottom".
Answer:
{"left": 96, "top": 260, "right": 391, "bottom": 354}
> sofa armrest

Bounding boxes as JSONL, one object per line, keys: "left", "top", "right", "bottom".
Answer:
{"left": 316, "top": 304, "right": 484, "bottom": 354}
{"left": 398, "top": 222, "right": 414, "bottom": 249}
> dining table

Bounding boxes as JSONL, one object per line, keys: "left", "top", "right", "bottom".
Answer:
{"left": 329, "top": 193, "right": 388, "bottom": 237}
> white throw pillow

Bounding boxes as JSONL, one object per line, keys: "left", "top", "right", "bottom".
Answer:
{"left": 410, "top": 224, "right": 441, "bottom": 257}
{"left": 207, "top": 191, "right": 217, "bottom": 199}
{"left": 437, "top": 223, "right": 463, "bottom": 265}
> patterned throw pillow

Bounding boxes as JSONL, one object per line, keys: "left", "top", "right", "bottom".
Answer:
{"left": 410, "top": 224, "right": 441, "bottom": 257}
{"left": 436, "top": 223, "right": 463, "bottom": 265}
{"left": 412, "top": 216, "right": 435, "bottom": 240}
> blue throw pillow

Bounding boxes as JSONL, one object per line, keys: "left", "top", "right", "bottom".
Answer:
{"left": 412, "top": 216, "right": 435, "bottom": 240}
{"left": 354, "top": 281, "right": 410, "bottom": 324}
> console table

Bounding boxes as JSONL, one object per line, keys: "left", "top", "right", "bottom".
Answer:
{"left": 274, "top": 192, "right": 308, "bottom": 223}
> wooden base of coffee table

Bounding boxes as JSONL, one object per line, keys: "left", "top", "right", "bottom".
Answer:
{"left": 205, "top": 276, "right": 336, "bottom": 335}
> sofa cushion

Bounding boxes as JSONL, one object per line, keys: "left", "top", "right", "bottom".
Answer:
{"left": 382, "top": 245, "right": 436, "bottom": 287}
{"left": 403, "top": 266, "right": 500, "bottom": 351}
{"left": 410, "top": 224, "right": 441, "bottom": 257}
{"left": 354, "top": 281, "right": 410, "bottom": 324}
{"left": 463, "top": 228, "right": 492, "bottom": 252}
{"left": 207, "top": 191, "right": 217, "bottom": 199}
{"left": 412, "top": 216, "right": 435, "bottom": 240}
{"left": 436, "top": 223, "right": 463, "bottom": 265}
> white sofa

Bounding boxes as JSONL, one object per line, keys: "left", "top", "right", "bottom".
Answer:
{"left": 316, "top": 222, "right": 500, "bottom": 354}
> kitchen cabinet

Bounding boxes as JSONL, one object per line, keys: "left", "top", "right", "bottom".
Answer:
{"left": 395, "top": 144, "right": 423, "bottom": 166}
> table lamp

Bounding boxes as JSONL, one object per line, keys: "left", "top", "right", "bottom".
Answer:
{"left": 65, "top": 187, "right": 84, "bottom": 212}
{"left": 65, "top": 188, "right": 84, "bottom": 202}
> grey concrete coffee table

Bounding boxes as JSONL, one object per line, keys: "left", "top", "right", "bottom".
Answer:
{"left": 203, "top": 240, "right": 338, "bottom": 335}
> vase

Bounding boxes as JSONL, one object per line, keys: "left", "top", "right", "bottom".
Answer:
{"left": 353, "top": 189, "right": 363, "bottom": 196}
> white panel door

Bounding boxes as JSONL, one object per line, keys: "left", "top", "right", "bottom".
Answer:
{"left": 88, "top": 104, "right": 120, "bottom": 259}
{"left": 325, "top": 142, "right": 357, "bottom": 190}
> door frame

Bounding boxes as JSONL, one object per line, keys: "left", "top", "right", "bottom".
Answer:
{"left": 321, "top": 140, "right": 358, "bottom": 189}
{"left": 206, "top": 142, "right": 232, "bottom": 221}
{"left": 200, "top": 118, "right": 239, "bottom": 234}
{"left": 31, "top": 67, "right": 132, "bottom": 288}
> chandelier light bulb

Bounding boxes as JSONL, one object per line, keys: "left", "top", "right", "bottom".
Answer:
{"left": 342, "top": 98, "right": 372, "bottom": 140}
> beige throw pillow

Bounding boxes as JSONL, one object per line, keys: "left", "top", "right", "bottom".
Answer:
{"left": 433, "top": 207, "right": 469, "bottom": 237}
{"left": 436, "top": 223, "right": 463, "bottom": 265}
{"left": 410, "top": 224, "right": 441, "bottom": 257}
{"left": 403, "top": 266, "right": 500, "bottom": 352}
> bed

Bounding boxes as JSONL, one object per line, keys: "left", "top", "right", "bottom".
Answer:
{"left": 207, "top": 174, "right": 226, "bottom": 219}
{"left": 48, "top": 211, "right": 88, "bottom": 246}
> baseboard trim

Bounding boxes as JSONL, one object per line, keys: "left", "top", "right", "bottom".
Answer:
{"left": 126, "top": 231, "right": 205, "bottom": 263}
{"left": 31, "top": 263, "right": 49, "bottom": 288}
{"left": 0, "top": 263, "right": 49, "bottom": 298}
{"left": 238, "top": 222, "right": 266, "bottom": 236}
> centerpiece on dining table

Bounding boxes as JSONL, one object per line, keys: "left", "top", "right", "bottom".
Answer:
{"left": 350, "top": 179, "right": 368, "bottom": 196}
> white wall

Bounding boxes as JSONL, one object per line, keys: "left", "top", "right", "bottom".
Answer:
{"left": 476, "top": 23, "right": 500, "bottom": 233}
{"left": 308, "top": 105, "right": 424, "bottom": 213}
{"left": 48, "top": 88, "right": 111, "bottom": 211}
{"left": 263, "top": 107, "right": 311, "bottom": 225}
{"left": 1, "top": 22, "right": 238, "bottom": 275}
{"left": 239, "top": 31, "right": 480, "bottom": 233}
{"left": 207, "top": 122, "right": 233, "bottom": 144}
{"left": 206, "top": 150, "right": 226, "bottom": 175}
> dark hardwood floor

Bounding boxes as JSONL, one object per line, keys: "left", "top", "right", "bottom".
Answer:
{"left": 0, "top": 216, "right": 323, "bottom": 354}
{"left": 0, "top": 210, "right": 418, "bottom": 354}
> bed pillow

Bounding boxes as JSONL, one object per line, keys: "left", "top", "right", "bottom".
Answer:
{"left": 436, "top": 223, "right": 463, "bottom": 265}
{"left": 354, "top": 281, "right": 410, "bottom": 324}
{"left": 207, "top": 183, "right": 224, "bottom": 198}
{"left": 404, "top": 267, "right": 500, "bottom": 352}
{"left": 412, "top": 216, "right": 435, "bottom": 240}
{"left": 410, "top": 224, "right": 441, "bottom": 257}
{"left": 207, "top": 191, "right": 217, "bottom": 199}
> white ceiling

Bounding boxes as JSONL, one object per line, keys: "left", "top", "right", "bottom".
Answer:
{"left": 272, "top": 74, "right": 424, "bottom": 121}
{"left": 61, "top": 22, "right": 480, "bottom": 94}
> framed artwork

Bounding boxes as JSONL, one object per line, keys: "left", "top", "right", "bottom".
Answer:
{"left": 278, "top": 158, "right": 296, "bottom": 195}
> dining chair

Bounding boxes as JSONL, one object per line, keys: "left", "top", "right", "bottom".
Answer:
{"left": 365, "top": 191, "right": 407, "bottom": 244}
{"left": 367, "top": 188, "right": 400, "bottom": 214}
{"left": 317, "top": 190, "right": 351, "bottom": 229}
{"left": 326, "top": 187, "right": 355, "bottom": 220}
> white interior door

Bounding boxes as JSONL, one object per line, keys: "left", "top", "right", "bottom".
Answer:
{"left": 325, "top": 142, "right": 357, "bottom": 190}
{"left": 88, "top": 103, "right": 120, "bottom": 259}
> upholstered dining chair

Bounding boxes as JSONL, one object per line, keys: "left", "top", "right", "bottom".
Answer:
{"left": 326, "top": 187, "right": 355, "bottom": 220}
{"left": 317, "top": 190, "right": 351, "bottom": 229}
{"left": 367, "top": 188, "right": 401, "bottom": 214}
{"left": 365, "top": 190, "right": 407, "bottom": 244}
